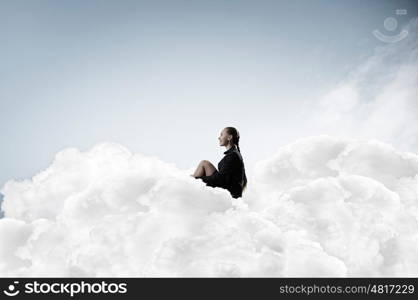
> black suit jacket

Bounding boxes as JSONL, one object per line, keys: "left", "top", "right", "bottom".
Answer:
{"left": 200, "top": 146, "right": 247, "bottom": 198}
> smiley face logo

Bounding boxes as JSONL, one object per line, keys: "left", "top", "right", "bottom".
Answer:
{"left": 373, "top": 9, "right": 408, "bottom": 43}
{"left": 3, "top": 281, "right": 20, "bottom": 297}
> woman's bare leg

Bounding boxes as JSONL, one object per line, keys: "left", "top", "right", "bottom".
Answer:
{"left": 192, "top": 160, "right": 217, "bottom": 177}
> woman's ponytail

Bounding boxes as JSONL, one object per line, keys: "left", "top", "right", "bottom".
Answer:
{"left": 236, "top": 140, "right": 241, "bottom": 153}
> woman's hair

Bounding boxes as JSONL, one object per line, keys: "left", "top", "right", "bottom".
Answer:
{"left": 224, "top": 126, "right": 241, "bottom": 152}
{"left": 224, "top": 127, "right": 248, "bottom": 192}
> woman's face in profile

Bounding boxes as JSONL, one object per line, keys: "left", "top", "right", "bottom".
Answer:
{"left": 218, "top": 128, "right": 231, "bottom": 147}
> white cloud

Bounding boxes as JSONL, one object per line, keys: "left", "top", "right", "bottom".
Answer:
{"left": 303, "top": 18, "right": 418, "bottom": 154}
{"left": 1, "top": 135, "right": 418, "bottom": 277}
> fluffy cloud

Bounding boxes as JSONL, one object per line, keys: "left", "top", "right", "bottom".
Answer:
{"left": 1, "top": 135, "right": 418, "bottom": 277}
{"left": 303, "top": 18, "right": 418, "bottom": 154}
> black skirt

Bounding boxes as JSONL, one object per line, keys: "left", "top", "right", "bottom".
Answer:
{"left": 200, "top": 170, "right": 243, "bottom": 199}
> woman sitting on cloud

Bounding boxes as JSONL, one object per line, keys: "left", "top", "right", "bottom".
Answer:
{"left": 192, "top": 127, "right": 247, "bottom": 198}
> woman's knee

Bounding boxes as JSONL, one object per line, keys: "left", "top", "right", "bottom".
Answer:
{"left": 202, "top": 160, "right": 216, "bottom": 170}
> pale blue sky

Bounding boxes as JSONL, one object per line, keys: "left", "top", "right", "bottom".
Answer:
{"left": 1, "top": 0, "right": 417, "bottom": 189}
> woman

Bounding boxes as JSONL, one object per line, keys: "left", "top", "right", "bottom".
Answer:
{"left": 192, "top": 127, "right": 247, "bottom": 198}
